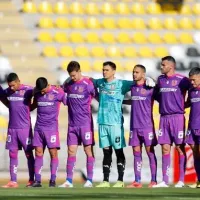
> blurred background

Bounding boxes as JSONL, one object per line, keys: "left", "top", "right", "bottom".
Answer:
{"left": 0, "top": 0, "right": 198, "bottom": 184}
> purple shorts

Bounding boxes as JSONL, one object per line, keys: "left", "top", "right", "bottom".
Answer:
{"left": 33, "top": 129, "right": 60, "bottom": 149}
{"left": 129, "top": 127, "right": 157, "bottom": 147}
{"left": 67, "top": 125, "right": 94, "bottom": 146}
{"left": 185, "top": 129, "right": 200, "bottom": 145}
{"left": 6, "top": 128, "right": 33, "bottom": 151}
{"left": 158, "top": 114, "right": 185, "bottom": 145}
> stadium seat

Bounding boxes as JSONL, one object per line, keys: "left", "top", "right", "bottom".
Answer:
{"left": 189, "top": 61, "right": 200, "bottom": 69}
{"left": 179, "top": 17, "right": 193, "bottom": 29}
{"left": 79, "top": 60, "right": 91, "bottom": 72}
{"left": 43, "top": 46, "right": 57, "bottom": 57}
{"left": 113, "top": 61, "right": 124, "bottom": 72}
{"left": 124, "top": 61, "right": 136, "bottom": 72}
{"left": 117, "top": 18, "right": 132, "bottom": 29}
{"left": 102, "top": 18, "right": 116, "bottom": 29}
{"left": 60, "top": 60, "right": 70, "bottom": 70}
{"left": 93, "top": 60, "right": 104, "bottom": 72}
{"left": 38, "top": 1, "right": 53, "bottom": 14}
{"left": 148, "top": 32, "right": 162, "bottom": 44}
{"left": 131, "top": 3, "right": 145, "bottom": 14}
{"left": 59, "top": 46, "right": 73, "bottom": 57}
{"left": 107, "top": 46, "right": 121, "bottom": 57}
{"left": 146, "top": 3, "right": 162, "bottom": 14}
{"left": 179, "top": 33, "right": 193, "bottom": 44}
{"left": 22, "top": 1, "right": 37, "bottom": 13}
{"left": 169, "top": 46, "right": 185, "bottom": 60}
{"left": 154, "top": 47, "right": 169, "bottom": 58}
{"left": 70, "top": 17, "right": 85, "bottom": 29}
{"left": 132, "top": 32, "right": 147, "bottom": 44}
{"left": 148, "top": 18, "right": 162, "bottom": 30}
{"left": 138, "top": 47, "right": 153, "bottom": 58}
{"left": 85, "top": 32, "right": 99, "bottom": 43}
{"left": 132, "top": 18, "right": 146, "bottom": 29}
{"left": 86, "top": 17, "right": 100, "bottom": 29}
{"left": 115, "top": 2, "right": 130, "bottom": 15}
{"left": 163, "top": 32, "right": 178, "bottom": 44}
{"left": 75, "top": 46, "right": 89, "bottom": 57}
{"left": 164, "top": 17, "right": 178, "bottom": 30}
{"left": 123, "top": 47, "right": 137, "bottom": 57}
{"left": 55, "top": 18, "right": 69, "bottom": 29}
{"left": 186, "top": 47, "right": 200, "bottom": 57}
{"left": 91, "top": 46, "right": 106, "bottom": 57}
{"left": 194, "top": 18, "right": 200, "bottom": 29}
{"left": 38, "top": 32, "right": 53, "bottom": 43}
{"left": 175, "top": 61, "right": 186, "bottom": 71}
{"left": 54, "top": 32, "right": 68, "bottom": 43}
{"left": 162, "top": 3, "right": 177, "bottom": 15}
{"left": 179, "top": 4, "right": 191, "bottom": 15}
{"left": 69, "top": 2, "right": 84, "bottom": 14}
{"left": 101, "top": 32, "right": 115, "bottom": 44}
{"left": 116, "top": 32, "right": 131, "bottom": 43}
{"left": 0, "top": 116, "right": 8, "bottom": 128}
{"left": 193, "top": 3, "right": 200, "bottom": 15}
{"left": 54, "top": 1, "right": 68, "bottom": 14}
{"left": 38, "top": 17, "right": 54, "bottom": 28}
{"left": 69, "top": 32, "right": 84, "bottom": 43}
{"left": 101, "top": 2, "right": 115, "bottom": 14}
{"left": 85, "top": 3, "right": 99, "bottom": 15}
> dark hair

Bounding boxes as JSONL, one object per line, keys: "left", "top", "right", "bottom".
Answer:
{"left": 67, "top": 61, "right": 80, "bottom": 73}
{"left": 103, "top": 61, "right": 116, "bottom": 70}
{"left": 162, "top": 56, "right": 176, "bottom": 64}
{"left": 189, "top": 67, "right": 200, "bottom": 76}
{"left": 134, "top": 64, "right": 146, "bottom": 73}
{"left": 36, "top": 77, "right": 48, "bottom": 91}
{"left": 7, "top": 73, "right": 19, "bottom": 83}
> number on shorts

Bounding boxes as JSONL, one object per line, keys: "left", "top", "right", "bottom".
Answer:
{"left": 187, "top": 130, "right": 191, "bottom": 136}
{"left": 178, "top": 131, "right": 184, "bottom": 139}
{"left": 85, "top": 132, "right": 91, "bottom": 140}
{"left": 7, "top": 135, "right": 11, "bottom": 143}
{"left": 26, "top": 138, "right": 31, "bottom": 145}
{"left": 148, "top": 132, "right": 154, "bottom": 140}
{"left": 50, "top": 135, "right": 56, "bottom": 143}
{"left": 129, "top": 131, "right": 133, "bottom": 139}
{"left": 115, "top": 137, "right": 120, "bottom": 143}
{"left": 158, "top": 129, "right": 162, "bottom": 136}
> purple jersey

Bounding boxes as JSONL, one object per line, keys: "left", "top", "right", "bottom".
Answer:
{"left": 188, "top": 88, "right": 200, "bottom": 129}
{"left": 156, "top": 74, "right": 190, "bottom": 116}
{"left": 34, "top": 86, "right": 66, "bottom": 131}
{"left": 63, "top": 78, "right": 95, "bottom": 127}
{"left": 5, "top": 84, "right": 33, "bottom": 129}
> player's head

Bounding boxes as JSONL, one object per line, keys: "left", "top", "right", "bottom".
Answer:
{"left": 36, "top": 77, "right": 49, "bottom": 94}
{"left": 103, "top": 61, "right": 116, "bottom": 80}
{"left": 161, "top": 56, "right": 176, "bottom": 75}
{"left": 7, "top": 73, "right": 20, "bottom": 91}
{"left": 67, "top": 61, "right": 81, "bottom": 82}
{"left": 133, "top": 65, "right": 146, "bottom": 82}
{"left": 189, "top": 67, "right": 200, "bottom": 88}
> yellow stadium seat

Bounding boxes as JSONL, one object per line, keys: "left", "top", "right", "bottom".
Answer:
{"left": 148, "top": 32, "right": 162, "bottom": 44}
{"left": 194, "top": 18, "right": 200, "bottom": 29}
{"left": 93, "top": 60, "right": 104, "bottom": 72}
{"left": 38, "top": 1, "right": 53, "bottom": 14}
{"left": 22, "top": 1, "right": 37, "bottom": 13}
{"left": 69, "top": 32, "right": 84, "bottom": 43}
{"left": 107, "top": 46, "right": 121, "bottom": 57}
{"left": 101, "top": 32, "right": 115, "bottom": 44}
{"left": 132, "top": 18, "right": 146, "bottom": 30}
{"left": 164, "top": 17, "right": 178, "bottom": 30}
{"left": 154, "top": 47, "right": 168, "bottom": 58}
{"left": 91, "top": 46, "right": 106, "bottom": 57}
{"left": 85, "top": 3, "right": 99, "bottom": 15}
{"left": 116, "top": 32, "right": 131, "bottom": 44}
{"left": 54, "top": 32, "right": 67, "bottom": 43}
{"left": 38, "top": 17, "right": 54, "bottom": 28}
{"left": 117, "top": 18, "right": 132, "bottom": 29}
{"left": 179, "top": 17, "right": 193, "bottom": 29}
{"left": 70, "top": 17, "right": 85, "bottom": 29}
{"left": 54, "top": 1, "right": 68, "bottom": 14}
{"left": 43, "top": 46, "right": 57, "bottom": 57}
{"left": 148, "top": 18, "right": 162, "bottom": 30}
{"left": 132, "top": 32, "right": 147, "bottom": 44}
{"left": 131, "top": 3, "right": 145, "bottom": 14}
{"left": 193, "top": 3, "right": 200, "bottom": 15}
{"left": 102, "top": 18, "right": 116, "bottom": 29}
{"left": 61, "top": 60, "right": 70, "bottom": 70}
{"left": 101, "top": 2, "right": 115, "bottom": 14}
{"left": 180, "top": 4, "right": 191, "bottom": 15}
{"left": 85, "top": 32, "right": 99, "bottom": 43}
{"left": 123, "top": 47, "right": 137, "bottom": 57}
{"left": 162, "top": 4, "right": 177, "bottom": 15}
{"left": 115, "top": 2, "right": 130, "bottom": 15}
{"left": 69, "top": 2, "right": 84, "bottom": 14}
{"left": 179, "top": 33, "right": 193, "bottom": 44}
{"left": 113, "top": 60, "right": 123, "bottom": 72}
{"left": 79, "top": 60, "right": 91, "bottom": 72}
{"left": 124, "top": 61, "right": 137, "bottom": 72}
{"left": 55, "top": 18, "right": 69, "bottom": 29}
{"left": 138, "top": 47, "right": 153, "bottom": 58}
{"left": 38, "top": 32, "right": 53, "bottom": 42}
{"left": 163, "top": 32, "right": 178, "bottom": 44}
{"left": 146, "top": 3, "right": 162, "bottom": 14}
{"left": 0, "top": 116, "right": 8, "bottom": 128}
{"left": 75, "top": 46, "right": 89, "bottom": 57}
{"left": 59, "top": 46, "right": 73, "bottom": 57}
{"left": 86, "top": 17, "right": 100, "bottom": 29}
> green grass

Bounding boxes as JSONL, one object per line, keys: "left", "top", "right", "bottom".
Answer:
{"left": 0, "top": 184, "right": 199, "bottom": 200}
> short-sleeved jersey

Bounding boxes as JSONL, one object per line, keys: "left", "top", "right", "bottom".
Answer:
{"left": 63, "top": 78, "right": 95, "bottom": 127}
{"left": 188, "top": 88, "right": 200, "bottom": 129}
{"left": 130, "top": 84, "right": 154, "bottom": 129}
{"left": 5, "top": 84, "right": 33, "bottom": 129}
{"left": 156, "top": 74, "right": 190, "bottom": 116}
{"left": 34, "top": 86, "right": 66, "bottom": 131}
{"left": 93, "top": 78, "right": 133, "bottom": 125}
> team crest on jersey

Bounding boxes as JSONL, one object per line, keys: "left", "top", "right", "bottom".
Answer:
{"left": 141, "top": 88, "right": 146, "bottom": 94}
{"left": 48, "top": 94, "right": 54, "bottom": 100}
{"left": 110, "top": 84, "right": 115, "bottom": 90}
{"left": 78, "top": 86, "right": 84, "bottom": 93}
{"left": 19, "top": 90, "right": 25, "bottom": 96}
{"left": 171, "top": 80, "right": 178, "bottom": 86}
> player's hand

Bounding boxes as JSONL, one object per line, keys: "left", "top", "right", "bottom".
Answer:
{"left": 145, "top": 77, "right": 156, "bottom": 87}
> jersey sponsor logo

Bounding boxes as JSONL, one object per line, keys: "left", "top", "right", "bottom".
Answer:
{"left": 37, "top": 102, "right": 54, "bottom": 106}
{"left": 100, "top": 89, "right": 116, "bottom": 95}
{"left": 191, "top": 98, "right": 200, "bottom": 103}
{"left": 48, "top": 94, "right": 54, "bottom": 100}
{"left": 131, "top": 96, "right": 146, "bottom": 100}
{"left": 160, "top": 88, "right": 177, "bottom": 92}
{"left": 7, "top": 97, "right": 24, "bottom": 101}
{"left": 171, "top": 80, "right": 178, "bottom": 86}
{"left": 68, "top": 94, "right": 84, "bottom": 98}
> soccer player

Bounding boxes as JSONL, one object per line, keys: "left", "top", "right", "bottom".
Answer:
{"left": 2, "top": 73, "right": 35, "bottom": 188}
{"left": 31, "top": 77, "right": 66, "bottom": 187}
{"left": 124, "top": 65, "right": 157, "bottom": 188}
{"left": 93, "top": 61, "right": 155, "bottom": 188}
{"left": 153, "top": 56, "right": 191, "bottom": 188}
{"left": 58, "top": 61, "right": 96, "bottom": 188}
{"left": 185, "top": 67, "right": 200, "bottom": 188}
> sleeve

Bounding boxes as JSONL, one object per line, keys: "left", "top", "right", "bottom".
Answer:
{"left": 87, "top": 80, "right": 96, "bottom": 97}
{"left": 152, "top": 85, "right": 160, "bottom": 102}
{"left": 57, "top": 88, "right": 67, "bottom": 105}
{"left": 180, "top": 77, "right": 191, "bottom": 91}
{"left": 121, "top": 80, "right": 134, "bottom": 95}
{"left": 92, "top": 78, "right": 103, "bottom": 88}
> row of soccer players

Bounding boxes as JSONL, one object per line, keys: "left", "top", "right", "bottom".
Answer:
{"left": 1, "top": 56, "right": 199, "bottom": 188}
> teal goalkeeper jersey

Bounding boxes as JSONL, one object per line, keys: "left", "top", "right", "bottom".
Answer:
{"left": 93, "top": 78, "right": 133, "bottom": 125}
